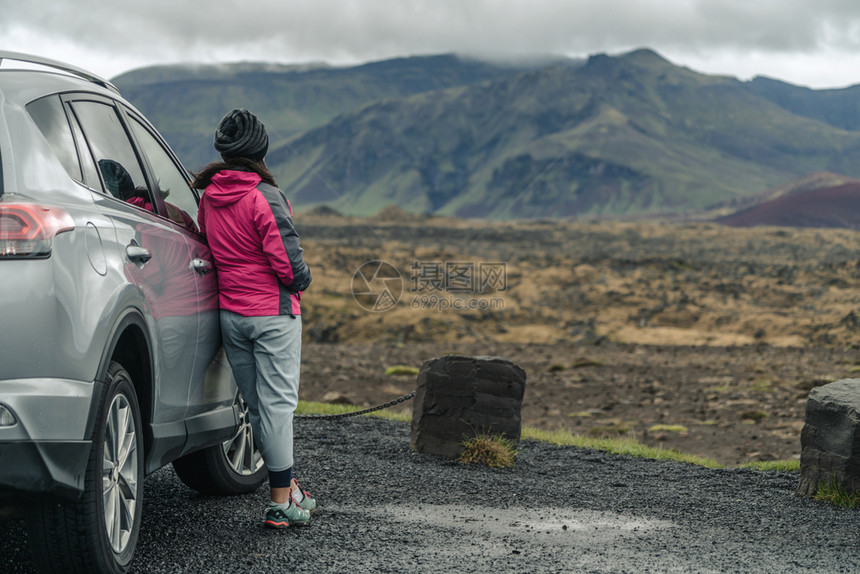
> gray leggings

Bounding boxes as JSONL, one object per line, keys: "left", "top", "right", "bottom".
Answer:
{"left": 220, "top": 310, "right": 302, "bottom": 472}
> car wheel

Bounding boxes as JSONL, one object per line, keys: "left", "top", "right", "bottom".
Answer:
{"left": 172, "top": 392, "right": 266, "bottom": 495}
{"left": 28, "top": 361, "right": 143, "bottom": 574}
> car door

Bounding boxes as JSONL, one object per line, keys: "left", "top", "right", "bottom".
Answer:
{"left": 66, "top": 96, "right": 202, "bottom": 457}
{"left": 122, "top": 111, "right": 236, "bottom": 447}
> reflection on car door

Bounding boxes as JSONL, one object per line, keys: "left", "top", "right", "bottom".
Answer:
{"left": 124, "top": 113, "right": 236, "bottom": 448}
{"left": 68, "top": 97, "right": 201, "bottom": 464}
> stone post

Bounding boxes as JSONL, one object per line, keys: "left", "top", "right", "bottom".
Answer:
{"left": 796, "top": 379, "right": 860, "bottom": 497}
{"left": 410, "top": 355, "right": 526, "bottom": 459}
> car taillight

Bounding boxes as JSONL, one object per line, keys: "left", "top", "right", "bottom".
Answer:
{"left": 0, "top": 202, "right": 75, "bottom": 258}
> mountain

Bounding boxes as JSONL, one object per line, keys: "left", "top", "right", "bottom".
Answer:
{"left": 115, "top": 49, "right": 860, "bottom": 220}
{"left": 716, "top": 182, "right": 860, "bottom": 229}
{"left": 113, "top": 55, "right": 564, "bottom": 170}
{"left": 745, "top": 76, "right": 860, "bottom": 131}
{"left": 268, "top": 49, "right": 860, "bottom": 218}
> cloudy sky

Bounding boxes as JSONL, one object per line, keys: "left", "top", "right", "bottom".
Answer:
{"left": 5, "top": 0, "right": 860, "bottom": 88}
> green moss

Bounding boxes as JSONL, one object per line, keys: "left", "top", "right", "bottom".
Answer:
{"left": 648, "top": 424, "right": 688, "bottom": 433}
{"left": 384, "top": 365, "right": 420, "bottom": 376}
{"left": 572, "top": 358, "right": 603, "bottom": 368}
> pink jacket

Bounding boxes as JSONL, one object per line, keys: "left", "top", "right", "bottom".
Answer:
{"left": 198, "top": 170, "right": 311, "bottom": 316}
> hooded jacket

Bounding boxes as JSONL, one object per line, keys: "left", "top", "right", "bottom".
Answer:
{"left": 198, "top": 170, "right": 311, "bottom": 316}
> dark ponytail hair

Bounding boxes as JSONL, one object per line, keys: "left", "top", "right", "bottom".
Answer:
{"left": 192, "top": 157, "right": 276, "bottom": 189}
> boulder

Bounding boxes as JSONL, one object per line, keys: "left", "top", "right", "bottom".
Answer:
{"left": 796, "top": 379, "right": 860, "bottom": 497}
{"left": 410, "top": 355, "right": 526, "bottom": 459}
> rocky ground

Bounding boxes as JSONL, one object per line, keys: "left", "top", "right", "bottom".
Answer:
{"left": 299, "top": 341, "right": 858, "bottom": 466}
{"left": 293, "top": 213, "right": 860, "bottom": 466}
{"left": 298, "top": 212, "right": 860, "bottom": 349}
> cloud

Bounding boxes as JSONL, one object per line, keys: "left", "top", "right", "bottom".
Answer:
{"left": 4, "top": 0, "right": 860, "bottom": 87}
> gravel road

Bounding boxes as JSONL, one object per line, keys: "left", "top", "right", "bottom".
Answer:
{"left": 2, "top": 416, "right": 858, "bottom": 573}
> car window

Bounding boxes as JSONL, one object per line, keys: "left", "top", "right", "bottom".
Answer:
{"left": 26, "top": 95, "right": 83, "bottom": 183}
{"left": 127, "top": 115, "right": 200, "bottom": 233}
{"left": 69, "top": 100, "right": 155, "bottom": 212}
{"left": 66, "top": 106, "right": 103, "bottom": 188}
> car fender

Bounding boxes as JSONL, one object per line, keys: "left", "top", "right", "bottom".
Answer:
{"left": 87, "top": 305, "right": 155, "bottom": 443}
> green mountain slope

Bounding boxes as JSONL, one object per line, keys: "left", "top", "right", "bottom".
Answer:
{"left": 745, "top": 76, "right": 860, "bottom": 131}
{"left": 270, "top": 49, "right": 860, "bottom": 218}
{"left": 113, "top": 55, "right": 556, "bottom": 170}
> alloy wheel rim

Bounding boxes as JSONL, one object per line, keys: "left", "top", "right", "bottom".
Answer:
{"left": 102, "top": 393, "right": 138, "bottom": 554}
{"left": 222, "top": 395, "right": 264, "bottom": 476}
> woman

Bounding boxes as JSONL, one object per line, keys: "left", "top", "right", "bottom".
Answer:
{"left": 193, "top": 108, "right": 315, "bottom": 529}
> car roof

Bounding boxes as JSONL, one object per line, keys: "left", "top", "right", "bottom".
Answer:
{"left": 0, "top": 51, "right": 121, "bottom": 107}
{"left": 0, "top": 51, "right": 117, "bottom": 91}
{"left": 0, "top": 69, "right": 121, "bottom": 107}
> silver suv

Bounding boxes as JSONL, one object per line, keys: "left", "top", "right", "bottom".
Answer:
{"left": 0, "top": 52, "right": 266, "bottom": 573}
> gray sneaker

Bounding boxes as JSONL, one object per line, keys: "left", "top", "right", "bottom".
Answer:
{"left": 264, "top": 497, "right": 310, "bottom": 529}
{"left": 291, "top": 478, "right": 317, "bottom": 513}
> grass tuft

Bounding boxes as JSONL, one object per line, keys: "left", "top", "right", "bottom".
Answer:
{"left": 384, "top": 365, "right": 420, "bottom": 376}
{"left": 814, "top": 475, "right": 860, "bottom": 508}
{"left": 457, "top": 434, "right": 518, "bottom": 468}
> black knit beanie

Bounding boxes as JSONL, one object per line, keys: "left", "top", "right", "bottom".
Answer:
{"left": 213, "top": 108, "right": 269, "bottom": 162}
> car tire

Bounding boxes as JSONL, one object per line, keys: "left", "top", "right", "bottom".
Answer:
{"left": 172, "top": 392, "right": 266, "bottom": 495}
{"left": 27, "top": 361, "right": 144, "bottom": 574}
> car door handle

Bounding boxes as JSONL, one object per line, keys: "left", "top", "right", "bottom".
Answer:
{"left": 191, "top": 258, "right": 213, "bottom": 274}
{"left": 126, "top": 244, "right": 152, "bottom": 264}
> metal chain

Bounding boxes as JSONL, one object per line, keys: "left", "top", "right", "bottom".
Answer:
{"left": 296, "top": 391, "right": 416, "bottom": 420}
